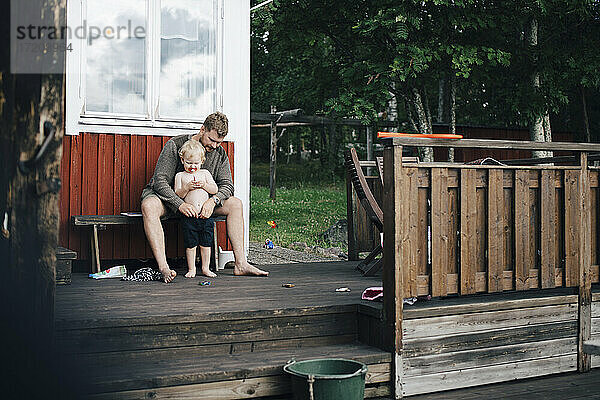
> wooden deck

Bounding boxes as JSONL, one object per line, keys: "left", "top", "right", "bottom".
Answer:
{"left": 54, "top": 261, "right": 599, "bottom": 399}
{"left": 54, "top": 261, "right": 392, "bottom": 399}
{"left": 55, "top": 260, "right": 381, "bottom": 323}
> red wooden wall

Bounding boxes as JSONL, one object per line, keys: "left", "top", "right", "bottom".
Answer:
{"left": 59, "top": 133, "right": 234, "bottom": 260}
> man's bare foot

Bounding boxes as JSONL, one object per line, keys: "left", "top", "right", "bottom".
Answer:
{"left": 185, "top": 268, "right": 196, "bottom": 278}
{"left": 234, "top": 261, "right": 269, "bottom": 276}
{"left": 159, "top": 267, "right": 177, "bottom": 283}
{"left": 202, "top": 269, "right": 217, "bottom": 278}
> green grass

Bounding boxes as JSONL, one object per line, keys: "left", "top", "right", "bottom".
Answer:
{"left": 249, "top": 185, "right": 346, "bottom": 248}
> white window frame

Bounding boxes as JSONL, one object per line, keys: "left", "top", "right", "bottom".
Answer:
{"left": 66, "top": 0, "right": 224, "bottom": 136}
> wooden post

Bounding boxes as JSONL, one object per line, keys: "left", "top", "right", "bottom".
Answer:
{"left": 578, "top": 152, "right": 592, "bottom": 372}
{"left": 383, "top": 143, "right": 404, "bottom": 398}
{"left": 269, "top": 105, "right": 277, "bottom": 200}
{"left": 346, "top": 168, "right": 359, "bottom": 261}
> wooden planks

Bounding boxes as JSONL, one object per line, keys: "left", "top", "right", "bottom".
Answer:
{"left": 68, "top": 343, "right": 390, "bottom": 398}
{"left": 487, "top": 169, "right": 505, "bottom": 292}
{"left": 403, "top": 304, "right": 577, "bottom": 339}
{"left": 540, "top": 170, "right": 556, "bottom": 289}
{"left": 388, "top": 136, "right": 600, "bottom": 152}
{"left": 401, "top": 300, "right": 578, "bottom": 396}
{"left": 403, "top": 337, "right": 577, "bottom": 376}
{"left": 514, "top": 170, "right": 531, "bottom": 290}
{"left": 460, "top": 169, "right": 477, "bottom": 295}
{"left": 383, "top": 144, "right": 404, "bottom": 398}
{"left": 402, "top": 354, "right": 577, "bottom": 396}
{"left": 431, "top": 168, "right": 450, "bottom": 297}
{"left": 98, "top": 134, "right": 115, "bottom": 260}
{"left": 401, "top": 167, "right": 419, "bottom": 298}
{"left": 59, "top": 133, "right": 235, "bottom": 261}
{"left": 113, "top": 134, "right": 131, "bottom": 259}
{"left": 578, "top": 153, "right": 592, "bottom": 372}
{"left": 564, "top": 170, "right": 580, "bottom": 287}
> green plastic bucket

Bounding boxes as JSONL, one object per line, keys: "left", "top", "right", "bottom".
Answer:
{"left": 283, "top": 358, "right": 368, "bottom": 400}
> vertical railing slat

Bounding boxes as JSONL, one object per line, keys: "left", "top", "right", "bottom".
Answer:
{"left": 402, "top": 167, "right": 419, "bottom": 297}
{"left": 487, "top": 169, "right": 505, "bottom": 292}
{"left": 431, "top": 168, "right": 449, "bottom": 297}
{"left": 514, "top": 170, "right": 530, "bottom": 290}
{"left": 460, "top": 169, "right": 477, "bottom": 294}
{"left": 540, "top": 170, "right": 556, "bottom": 288}
{"left": 564, "top": 170, "right": 580, "bottom": 287}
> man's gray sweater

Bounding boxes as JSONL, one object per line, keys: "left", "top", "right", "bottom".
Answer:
{"left": 143, "top": 134, "right": 234, "bottom": 213}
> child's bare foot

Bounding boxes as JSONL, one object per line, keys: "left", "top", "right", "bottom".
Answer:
{"left": 159, "top": 267, "right": 177, "bottom": 283}
{"left": 202, "top": 269, "right": 217, "bottom": 278}
{"left": 185, "top": 268, "right": 196, "bottom": 278}
{"left": 234, "top": 261, "right": 269, "bottom": 276}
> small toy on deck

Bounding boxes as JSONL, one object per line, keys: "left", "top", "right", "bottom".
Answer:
{"left": 89, "top": 266, "right": 127, "bottom": 279}
{"left": 199, "top": 280, "right": 211, "bottom": 286}
{"left": 264, "top": 239, "right": 274, "bottom": 249}
{"left": 335, "top": 287, "right": 351, "bottom": 292}
{"left": 282, "top": 283, "right": 295, "bottom": 288}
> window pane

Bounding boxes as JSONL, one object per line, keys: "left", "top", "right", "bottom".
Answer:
{"left": 159, "top": 0, "right": 217, "bottom": 120}
{"left": 85, "top": 0, "right": 147, "bottom": 115}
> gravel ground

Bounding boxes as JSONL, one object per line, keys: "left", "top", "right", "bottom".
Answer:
{"left": 247, "top": 241, "right": 340, "bottom": 265}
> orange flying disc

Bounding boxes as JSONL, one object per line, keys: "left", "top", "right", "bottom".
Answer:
{"left": 378, "top": 132, "right": 463, "bottom": 139}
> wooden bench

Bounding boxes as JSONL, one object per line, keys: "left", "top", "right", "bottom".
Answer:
{"left": 72, "top": 214, "right": 226, "bottom": 273}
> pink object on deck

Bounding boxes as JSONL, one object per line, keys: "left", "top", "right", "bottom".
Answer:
{"left": 361, "top": 287, "right": 383, "bottom": 301}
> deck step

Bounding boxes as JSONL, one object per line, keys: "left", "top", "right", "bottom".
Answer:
{"left": 59, "top": 343, "right": 391, "bottom": 399}
{"left": 56, "top": 305, "right": 359, "bottom": 355}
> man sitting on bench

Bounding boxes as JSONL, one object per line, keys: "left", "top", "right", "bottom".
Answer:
{"left": 141, "top": 112, "right": 269, "bottom": 283}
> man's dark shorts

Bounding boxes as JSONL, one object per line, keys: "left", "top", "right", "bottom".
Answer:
{"left": 182, "top": 217, "right": 215, "bottom": 249}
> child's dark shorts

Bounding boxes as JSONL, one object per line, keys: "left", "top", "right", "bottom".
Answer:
{"left": 181, "top": 217, "right": 215, "bottom": 249}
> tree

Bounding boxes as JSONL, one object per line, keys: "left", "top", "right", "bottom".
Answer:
{"left": 1, "top": 0, "right": 65, "bottom": 397}
{"left": 252, "top": 0, "right": 600, "bottom": 167}
{"left": 263, "top": 0, "right": 514, "bottom": 160}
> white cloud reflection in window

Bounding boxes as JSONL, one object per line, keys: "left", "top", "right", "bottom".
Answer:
{"left": 159, "top": 0, "right": 217, "bottom": 120}
{"left": 85, "top": 0, "right": 147, "bottom": 115}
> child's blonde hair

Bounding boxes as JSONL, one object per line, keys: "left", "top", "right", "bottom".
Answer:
{"left": 179, "top": 140, "right": 206, "bottom": 164}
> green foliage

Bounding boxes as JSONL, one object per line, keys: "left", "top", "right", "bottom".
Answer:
{"left": 249, "top": 185, "right": 347, "bottom": 248}
{"left": 252, "top": 0, "right": 600, "bottom": 141}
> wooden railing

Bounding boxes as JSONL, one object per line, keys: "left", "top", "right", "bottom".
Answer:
{"left": 382, "top": 138, "right": 600, "bottom": 397}
{"left": 388, "top": 163, "right": 599, "bottom": 298}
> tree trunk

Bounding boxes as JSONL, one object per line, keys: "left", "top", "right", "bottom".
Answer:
{"left": 581, "top": 86, "right": 591, "bottom": 143}
{"left": 269, "top": 105, "right": 277, "bottom": 200}
{"left": 319, "top": 122, "right": 328, "bottom": 167}
{"left": 411, "top": 87, "right": 434, "bottom": 162}
{"left": 386, "top": 84, "right": 398, "bottom": 132}
{"left": 437, "top": 77, "right": 445, "bottom": 124}
{"left": 527, "top": 17, "right": 553, "bottom": 159}
{"left": 328, "top": 123, "right": 337, "bottom": 182}
{"left": 311, "top": 126, "right": 317, "bottom": 159}
{"left": 0, "top": 0, "right": 65, "bottom": 397}
{"left": 448, "top": 74, "right": 456, "bottom": 162}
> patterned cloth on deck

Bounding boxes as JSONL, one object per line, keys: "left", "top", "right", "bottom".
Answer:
{"left": 121, "top": 267, "right": 163, "bottom": 282}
